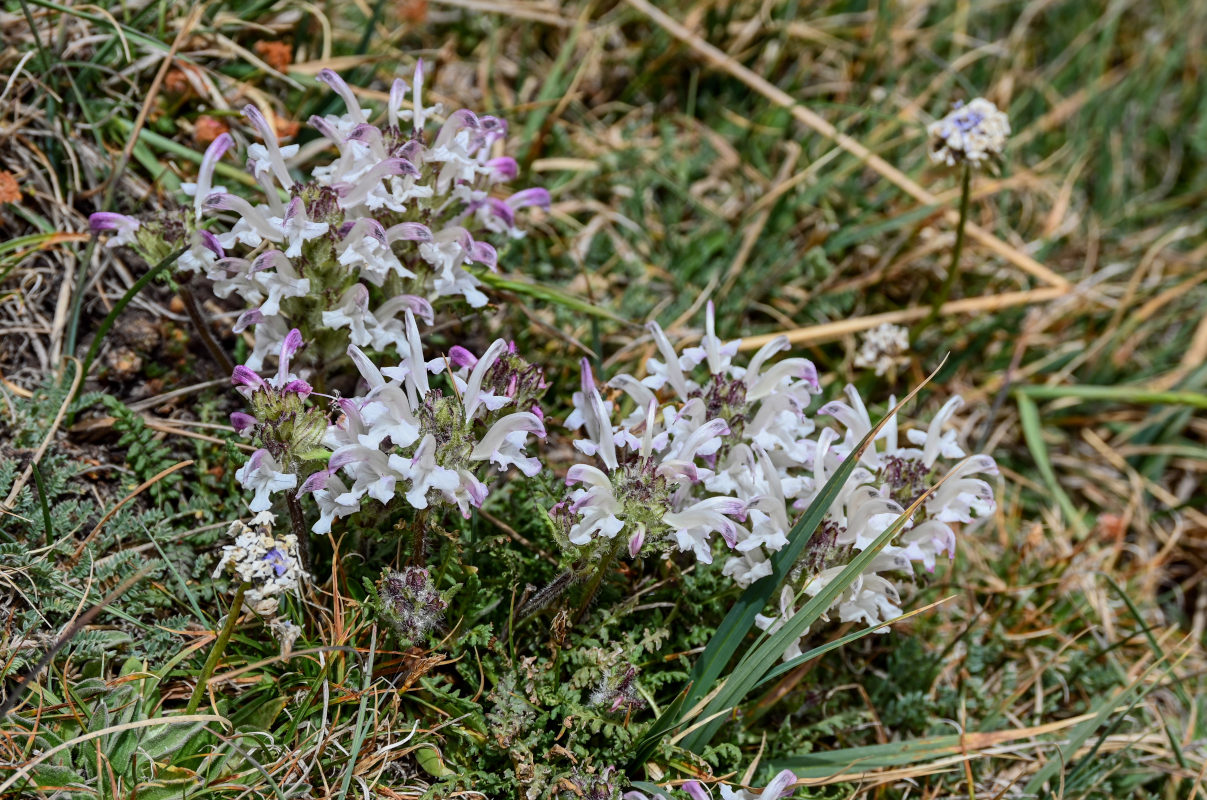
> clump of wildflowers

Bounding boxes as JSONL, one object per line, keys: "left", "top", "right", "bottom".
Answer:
{"left": 89, "top": 65, "right": 550, "bottom": 373}
{"left": 567, "top": 305, "right": 996, "bottom": 660}
{"left": 227, "top": 306, "right": 547, "bottom": 529}
{"left": 927, "top": 98, "right": 1010, "bottom": 168}
{"left": 313, "top": 309, "right": 547, "bottom": 521}
{"left": 747, "top": 386, "right": 998, "bottom": 660}
{"left": 555, "top": 358, "right": 745, "bottom": 565}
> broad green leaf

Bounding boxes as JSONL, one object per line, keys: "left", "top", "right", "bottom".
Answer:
{"left": 1014, "top": 392, "right": 1083, "bottom": 532}
{"left": 685, "top": 472, "right": 948, "bottom": 750}
{"left": 476, "top": 270, "right": 629, "bottom": 324}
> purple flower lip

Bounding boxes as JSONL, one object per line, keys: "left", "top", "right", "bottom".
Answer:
{"left": 262, "top": 547, "right": 289, "bottom": 577}
{"left": 230, "top": 411, "right": 257, "bottom": 434}
{"left": 506, "top": 187, "right": 551, "bottom": 211}
{"left": 485, "top": 157, "right": 518, "bottom": 180}
{"left": 299, "top": 469, "right": 331, "bottom": 494}
{"left": 88, "top": 212, "right": 139, "bottom": 234}
{"left": 447, "top": 345, "right": 478, "bottom": 369}
{"left": 232, "top": 365, "right": 265, "bottom": 391}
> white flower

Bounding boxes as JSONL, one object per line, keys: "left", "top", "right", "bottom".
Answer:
{"left": 322, "top": 284, "right": 374, "bottom": 347}
{"left": 300, "top": 470, "right": 361, "bottom": 534}
{"left": 854, "top": 323, "right": 909, "bottom": 376}
{"left": 235, "top": 449, "right": 298, "bottom": 512}
{"left": 928, "top": 97, "right": 1010, "bottom": 167}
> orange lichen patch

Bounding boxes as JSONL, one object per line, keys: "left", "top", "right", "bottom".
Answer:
{"left": 164, "top": 68, "right": 192, "bottom": 96}
{"left": 398, "top": 0, "right": 428, "bottom": 23}
{"left": 194, "top": 115, "right": 231, "bottom": 145}
{"left": 254, "top": 40, "right": 293, "bottom": 72}
{"left": 0, "top": 171, "right": 19, "bottom": 204}
{"left": 274, "top": 116, "right": 301, "bottom": 141}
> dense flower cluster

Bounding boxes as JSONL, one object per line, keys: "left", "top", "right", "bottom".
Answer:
{"left": 557, "top": 304, "right": 996, "bottom": 659}
{"left": 927, "top": 97, "right": 1010, "bottom": 167}
{"left": 231, "top": 316, "right": 547, "bottom": 527}
{"left": 213, "top": 511, "right": 307, "bottom": 618}
{"left": 854, "top": 322, "right": 910, "bottom": 376}
{"left": 556, "top": 304, "right": 820, "bottom": 565}
{"left": 751, "top": 387, "right": 997, "bottom": 660}
{"left": 89, "top": 64, "right": 550, "bottom": 371}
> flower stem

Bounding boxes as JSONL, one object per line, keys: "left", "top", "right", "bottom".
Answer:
{"left": 516, "top": 569, "right": 576, "bottom": 622}
{"left": 918, "top": 163, "right": 972, "bottom": 335}
{"left": 179, "top": 285, "right": 235, "bottom": 375}
{"left": 409, "top": 510, "right": 430, "bottom": 567}
{"left": 185, "top": 582, "right": 246, "bottom": 715}
{"left": 285, "top": 491, "right": 311, "bottom": 574}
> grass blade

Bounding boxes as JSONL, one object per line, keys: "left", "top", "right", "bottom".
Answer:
{"left": 1014, "top": 391, "right": 1083, "bottom": 533}
{"left": 684, "top": 462, "right": 958, "bottom": 750}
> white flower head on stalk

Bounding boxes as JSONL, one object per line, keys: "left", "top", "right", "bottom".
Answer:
{"left": 928, "top": 97, "right": 1010, "bottom": 168}
{"left": 321, "top": 310, "right": 546, "bottom": 523}
{"left": 213, "top": 512, "right": 307, "bottom": 619}
{"left": 854, "top": 322, "right": 910, "bottom": 376}
{"left": 557, "top": 359, "right": 745, "bottom": 564}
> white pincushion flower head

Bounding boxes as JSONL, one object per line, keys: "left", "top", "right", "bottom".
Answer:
{"left": 927, "top": 97, "right": 1010, "bottom": 168}
{"left": 854, "top": 322, "right": 910, "bottom": 376}
{"left": 213, "top": 511, "right": 308, "bottom": 618}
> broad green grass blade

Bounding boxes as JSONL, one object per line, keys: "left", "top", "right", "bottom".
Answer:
{"left": 1015, "top": 384, "right": 1207, "bottom": 409}
{"left": 767, "top": 711, "right": 1099, "bottom": 779}
{"left": 476, "top": 271, "right": 630, "bottom": 324}
{"left": 684, "top": 465, "right": 956, "bottom": 750}
{"left": 1014, "top": 391, "right": 1083, "bottom": 532}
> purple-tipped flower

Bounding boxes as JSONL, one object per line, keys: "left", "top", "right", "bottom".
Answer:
{"left": 89, "top": 212, "right": 141, "bottom": 248}
{"left": 236, "top": 449, "right": 298, "bottom": 512}
{"left": 185, "top": 132, "right": 234, "bottom": 221}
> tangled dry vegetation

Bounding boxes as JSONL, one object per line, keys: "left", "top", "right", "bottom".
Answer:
{"left": 1, "top": 0, "right": 1205, "bottom": 797}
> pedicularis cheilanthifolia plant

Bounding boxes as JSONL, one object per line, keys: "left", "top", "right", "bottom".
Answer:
{"left": 90, "top": 66, "right": 1001, "bottom": 798}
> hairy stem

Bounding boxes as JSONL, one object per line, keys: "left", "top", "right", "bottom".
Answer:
{"left": 517, "top": 569, "right": 577, "bottom": 622}
{"left": 285, "top": 491, "right": 311, "bottom": 575}
{"left": 409, "top": 509, "right": 430, "bottom": 567}
{"left": 574, "top": 540, "right": 623, "bottom": 626}
{"left": 185, "top": 582, "right": 246, "bottom": 715}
